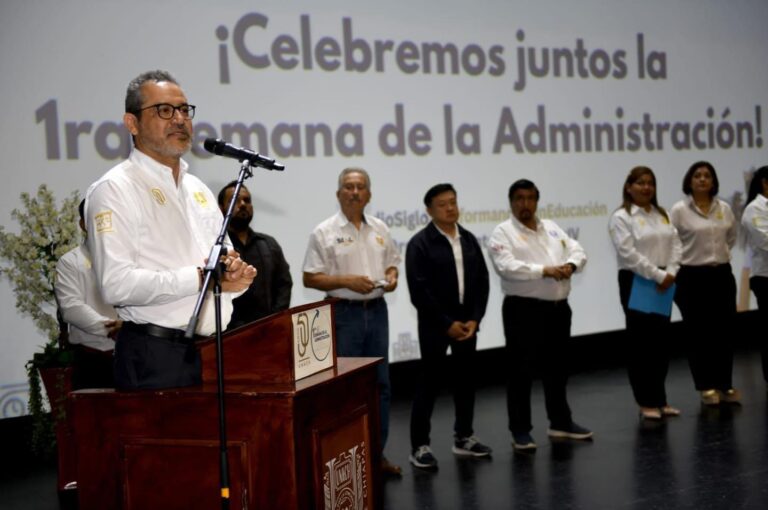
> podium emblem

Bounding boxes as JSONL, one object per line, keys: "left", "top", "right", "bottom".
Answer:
{"left": 293, "top": 304, "right": 335, "bottom": 380}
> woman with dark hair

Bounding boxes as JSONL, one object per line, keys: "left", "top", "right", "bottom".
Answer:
{"left": 669, "top": 162, "right": 738, "bottom": 405}
{"left": 609, "top": 166, "right": 682, "bottom": 420}
{"left": 742, "top": 166, "right": 768, "bottom": 386}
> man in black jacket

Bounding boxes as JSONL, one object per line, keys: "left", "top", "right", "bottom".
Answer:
{"left": 405, "top": 183, "right": 491, "bottom": 470}
{"left": 218, "top": 181, "right": 292, "bottom": 328}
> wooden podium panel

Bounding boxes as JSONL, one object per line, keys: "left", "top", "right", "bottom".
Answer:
{"left": 71, "top": 357, "right": 381, "bottom": 510}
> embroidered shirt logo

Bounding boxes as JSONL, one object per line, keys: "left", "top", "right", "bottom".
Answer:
{"left": 95, "top": 211, "right": 114, "bottom": 233}
{"left": 375, "top": 235, "right": 384, "bottom": 246}
{"left": 193, "top": 191, "right": 209, "bottom": 207}
{"left": 151, "top": 188, "right": 166, "bottom": 205}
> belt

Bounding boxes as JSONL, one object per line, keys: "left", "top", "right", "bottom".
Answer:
{"left": 505, "top": 295, "right": 568, "bottom": 307}
{"left": 334, "top": 297, "right": 384, "bottom": 308}
{"left": 122, "top": 322, "right": 199, "bottom": 343}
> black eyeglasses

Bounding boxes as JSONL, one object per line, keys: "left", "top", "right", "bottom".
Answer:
{"left": 137, "top": 103, "right": 196, "bottom": 120}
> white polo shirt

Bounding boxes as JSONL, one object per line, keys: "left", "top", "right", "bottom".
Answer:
{"left": 54, "top": 243, "right": 118, "bottom": 351}
{"left": 86, "top": 149, "right": 235, "bottom": 335}
{"left": 303, "top": 211, "right": 401, "bottom": 300}
{"left": 489, "top": 215, "right": 587, "bottom": 301}
{"left": 669, "top": 197, "right": 736, "bottom": 266}
{"left": 609, "top": 204, "right": 682, "bottom": 284}
{"left": 742, "top": 194, "right": 768, "bottom": 278}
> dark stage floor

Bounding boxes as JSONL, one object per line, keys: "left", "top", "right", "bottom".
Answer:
{"left": 3, "top": 350, "right": 768, "bottom": 510}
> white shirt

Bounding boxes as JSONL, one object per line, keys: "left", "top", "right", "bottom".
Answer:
{"left": 303, "top": 211, "right": 401, "bottom": 300}
{"left": 54, "top": 243, "right": 118, "bottom": 351}
{"left": 669, "top": 197, "right": 736, "bottom": 266}
{"left": 435, "top": 225, "right": 465, "bottom": 304}
{"left": 742, "top": 194, "right": 768, "bottom": 278}
{"left": 85, "top": 149, "right": 235, "bottom": 335}
{"left": 608, "top": 205, "right": 682, "bottom": 284}
{"left": 489, "top": 215, "right": 587, "bottom": 301}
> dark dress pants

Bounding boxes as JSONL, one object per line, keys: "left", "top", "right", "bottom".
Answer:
{"left": 674, "top": 264, "right": 736, "bottom": 391}
{"left": 750, "top": 276, "right": 768, "bottom": 382}
{"left": 502, "top": 295, "right": 573, "bottom": 434}
{"left": 619, "top": 270, "right": 671, "bottom": 408}
{"left": 113, "top": 328, "right": 201, "bottom": 391}
{"left": 410, "top": 329, "right": 477, "bottom": 449}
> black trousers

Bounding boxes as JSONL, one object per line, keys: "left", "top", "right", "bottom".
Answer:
{"left": 113, "top": 327, "right": 201, "bottom": 391}
{"left": 409, "top": 329, "right": 477, "bottom": 449}
{"left": 502, "top": 296, "right": 573, "bottom": 434}
{"left": 71, "top": 345, "right": 114, "bottom": 390}
{"left": 750, "top": 276, "right": 768, "bottom": 382}
{"left": 674, "top": 264, "right": 737, "bottom": 391}
{"left": 619, "top": 270, "right": 671, "bottom": 408}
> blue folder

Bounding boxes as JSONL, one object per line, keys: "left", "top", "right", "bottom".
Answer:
{"left": 627, "top": 274, "right": 675, "bottom": 317}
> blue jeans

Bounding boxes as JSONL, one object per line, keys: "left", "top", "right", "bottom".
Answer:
{"left": 334, "top": 298, "right": 391, "bottom": 449}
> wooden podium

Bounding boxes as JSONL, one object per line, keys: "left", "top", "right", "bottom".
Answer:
{"left": 70, "top": 300, "right": 382, "bottom": 510}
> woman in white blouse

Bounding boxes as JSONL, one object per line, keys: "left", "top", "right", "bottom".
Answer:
{"left": 742, "top": 166, "right": 768, "bottom": 386}
{"left": 669, "top": 162, "right": 738, "bottom": 406}
{"left": 609, "top": 166, "right": 682, "bottom": 420}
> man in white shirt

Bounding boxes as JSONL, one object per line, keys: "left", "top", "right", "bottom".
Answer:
{"left": 55, "top": 199, "right": 121, "bottom": 389}
{"left": 86, "top": 70, "right": 256, "bottom": 390}
{"left": 302, "top": 167, "right": 402, "bottom": 475}
{"left": 489, "top": 179, "right": 592, "bottom": 451}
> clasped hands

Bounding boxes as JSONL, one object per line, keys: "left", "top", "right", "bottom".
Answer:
{"left": 202, "top": 251, "right": 257, "bottom": 292}
{"left": 543, "top": 264, "right": 575, "bottom": 281}
{"left": 447, "top": 320, "right": 478, "bottom": 341}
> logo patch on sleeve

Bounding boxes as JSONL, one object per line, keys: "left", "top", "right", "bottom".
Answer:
{"left": 95, "top": 211, "right": 114, "bottom": 233}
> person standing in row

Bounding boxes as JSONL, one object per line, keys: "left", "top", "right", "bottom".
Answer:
{"left": 405, "top": 183, "right": 491, "bottom": 470}
{"left": 55, "top": 199, "right": 121, "bottom": 389}
{"left": 489, "top": 179, "right": 593, "bottom": 451}
{"left": 609, "top": 166, "right": 682, "bottom": 420}
{"left": 302, "top": 167, "right": 403, "bottom": 476}
{"left": 742, "top": 166, "right": 768, "bottom": 387}
{"left": 218, "top": 181, "right": 292, "bottom": 329}
{"left": 669, "top": 162, "right": 739, "bottom": 405}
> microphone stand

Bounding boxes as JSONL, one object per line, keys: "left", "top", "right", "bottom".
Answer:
{"left": 185, "top": 161, "right": 253, "bottom": 510}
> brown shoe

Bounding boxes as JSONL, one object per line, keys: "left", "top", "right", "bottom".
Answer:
{"left": 718, "top": 388, "right": 741, "bottom": 404}
{"left": 661, "top": 405, "right": 681, "bottom": 417}
{"left": 381, "top": 457, "right": 403, "bottom": 476}
{"left": 700, "top": 389, "right": 720, "bottom": 406}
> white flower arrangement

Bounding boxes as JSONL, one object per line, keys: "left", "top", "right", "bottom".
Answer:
{"left": 0, "top": 184, "right": 80, "bottom": 455}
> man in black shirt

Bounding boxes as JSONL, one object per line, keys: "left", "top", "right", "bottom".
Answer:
{"left": 218, "top": 181, "right": 292, "bottom": 328}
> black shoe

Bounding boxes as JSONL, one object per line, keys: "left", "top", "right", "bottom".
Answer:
{"left": 409, "top": 445, "right": 438, "bottom": 470}
{"left": 547, "top": 422, "right": 593, "bottom": 440}
{"left": 452, "top": 436, "right": 492, "bottom": 457}
{"left": 512, "top": 432, "right": 537, "bottom": 451}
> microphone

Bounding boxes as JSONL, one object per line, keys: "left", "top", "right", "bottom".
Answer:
{"left": 203, "top": 138, "right": 285, "bottom": 171}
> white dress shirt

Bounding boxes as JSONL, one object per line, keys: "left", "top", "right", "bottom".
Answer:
{"left": 54, "top": 243, "right": 118, "bottom": 351}
{"left": 608, "top": 205, "right": 682, "bottom": 284}
{"left": 669, "top": 197, "right": 736, "bottom": 266}
{"left": 86, "top": 149, "right": 235, "bottom": 335}
{"left": 742, "top": 194, "right": 768, "bottom": 278}
{"left": 303, "top": 211, "right": 401, "bottom": 300}
{"left": 489, "top": 215, "right": 587, "bottom": 301}
{"left": 435, "top": 225, "right": 465, "bottom": 304}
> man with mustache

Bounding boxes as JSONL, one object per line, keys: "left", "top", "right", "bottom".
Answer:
{"left": 86, "top": 70, "right": 256, "bottom": 390}
{"left": 489, "top": 179, "right": 592, "bottom": 451}
{"left": 302, "top": 167, "right": 403, "bottom": 476}
{"left": 218, "top": 181, "right": 292, "bottom": 328}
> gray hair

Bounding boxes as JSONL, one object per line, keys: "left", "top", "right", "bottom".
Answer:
{"left": 337, "top": 167, "right": 371, "bottom": 190}
{"left": 125, "top": 70, "right": 179, "bottom": 115}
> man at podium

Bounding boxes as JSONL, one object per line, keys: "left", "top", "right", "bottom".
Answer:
{"left": 302, "top": 167, "right": 403, "bottom": 475}
{"left": 86, "top": 70, "right": 257, "bottom": 391}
